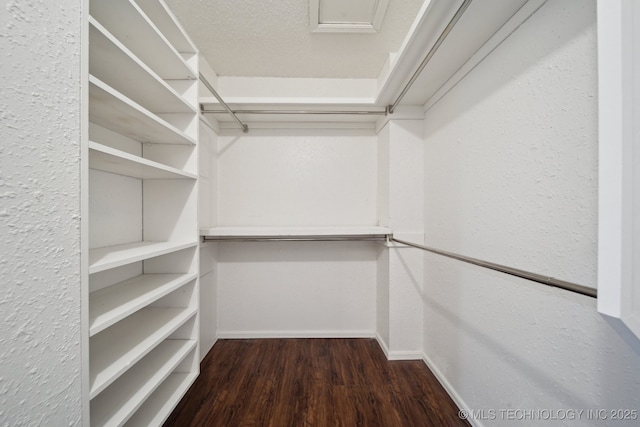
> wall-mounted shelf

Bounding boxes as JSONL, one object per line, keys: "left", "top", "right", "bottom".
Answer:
{"left": 89, "top": 241, "right": 198, "bottom": 274}
{"left": 90, "top": 0, "right": 196, "bottom": 79}
{"left": 201, "top": 226, "right": 391, "bottom": 241}
{"left": 89, "top": 76, "right": 196, "bottom": 145}
{"left": 89, "top": 142, "right": 197, "bottom": 180}
{"left": 89, "top": 306, "right": 197, "bottom": 399}
{"left": 90, "top": 339, "right": 196, "bottom": 426}
{"left": 89, "top": 18, "right": 195, "bottom": 115}
{"left": 89, "top": 273, "right": 198, "bottom": 336}
{"left": 123, "top": 371, "right": 198, "bottom": 426}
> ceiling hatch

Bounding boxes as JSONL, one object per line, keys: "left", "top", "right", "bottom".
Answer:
{"left": 310, "top": 0, "right": 390, "bottom": 33}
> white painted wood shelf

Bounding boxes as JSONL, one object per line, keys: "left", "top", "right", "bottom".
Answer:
{"left": 89, "top": 306, "right": 197, "bottom": 399}
{"left": 201, "top": 226, "right": 391, "bottom": 240}
{"left": 89, "top": 0, "right": 195, "bottom": 79}
{"left": 89, "top": 142, "right": 197, "bottom": 180}
{"left": 134, "top": 0, "right": 198, "bottom": 63}
{"left": 85, "top": 0, "right": 200, "bottom": 424}
{"left": 89, "top": 241, "right": 198, "bottom": 274}
{"left": 90, "top": 339, "right": 196, "bottom": 427}
{"left": 124, "top": 372, "right": 198, "bottom": 427}
{"left": 89, "top": 76, "right": 196, "bottom": 146}
{"left": 89, "top": 273, "right": 198, "bottom": 336}
{"left": 89, "top": 18, "right": 195, "bottom": 115}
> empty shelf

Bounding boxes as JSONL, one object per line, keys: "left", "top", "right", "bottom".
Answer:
{"left": 89, "top": 273, "right": 198, "bottom": 336}
{"left": 89, "top": 76, "right": 196, "bottom": 146}
{"left": 124, "top": 371, "right": 198, "bottom": 427}
{"left": 89, "top": 241, "right": 197, "bottom": 274}
{"left": 89, "top": 306, "right": 197, "bottom": 399}
{"left": 89, "top": 142, "right": 197, "bottom": 180}
{"left": 89, "top": 18, "right": 195, "bottom": 115}
{"left": 200, "top": 226, "right": 392, "bottom": 241}
{"left": 90, "top": 339, "right": 196, "bottom": 426}
{"left": 90, "top": 0, "right": 195, "bottom": 79}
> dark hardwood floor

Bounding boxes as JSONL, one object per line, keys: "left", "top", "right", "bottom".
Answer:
{"left": 165, "top": 339, "right": 470, "bottom": 427}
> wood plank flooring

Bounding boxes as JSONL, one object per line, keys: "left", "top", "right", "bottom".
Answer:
{"left": 164, "top": 339, "right": 470, "bottom": 427}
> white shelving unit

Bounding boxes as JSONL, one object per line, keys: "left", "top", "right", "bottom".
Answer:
{"left": 200, "top": 226, "right": 391, "bottom": 240}
{"left": 84, "top": 0, "right": 200, "bottom": 425}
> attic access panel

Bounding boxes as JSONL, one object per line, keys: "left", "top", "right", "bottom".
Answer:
{"left": 310, "top": 0, "right": 389, "bottom": 33}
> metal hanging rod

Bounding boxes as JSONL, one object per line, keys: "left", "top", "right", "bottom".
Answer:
{"left": 199, "top": 73, "right": 249, "bottom": 133}
{"left": 200, "top": 109, "right": 388, "bottom": 116}
{"left": 388, "top": 0, "right": 472, "bottom": 114}
{"left": 199, "top": 1, "right": 472, "bottom": 122}
{"left": 202, "top": 235, "right": 387, "bottom": 243}
{"left": 390, "top": 237, "right": 597, "bottom": 299}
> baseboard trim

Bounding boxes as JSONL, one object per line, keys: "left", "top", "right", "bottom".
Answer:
{"left": 216, "top": 330, "right": 377, "bottom": 339}
{"left": 387, "top": 350, "right": 423, "bottom": 361}
{"left": 421, "top": 352, "right": 482, "bottom": 427}
{"left": 375, "top": 333, "right": 424, "bottom": 360}
{"left": 375, "top": 332, "right": 391, "bottom": 358}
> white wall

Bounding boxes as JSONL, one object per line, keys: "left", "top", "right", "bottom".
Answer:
{"left": 216, "top": 128, "right": 377, "bottom": 226}
{"left": 377, "top": 119, "right": 424, "bottom": 358}
{"left": 214, "top": 127, "right": 379, "bottom": 337}
{"left": 0, "top": 0, "right": 83, "bottom": 425}
{"left": 217, "top": 241, "right": 378, "bottom": 337}
{"left": 422, "top": 0, "right": 640, "bottom": 425}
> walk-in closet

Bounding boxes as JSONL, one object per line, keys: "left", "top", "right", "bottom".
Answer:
{"left": 3, "top": 0, "right": 640, "bottom": 426}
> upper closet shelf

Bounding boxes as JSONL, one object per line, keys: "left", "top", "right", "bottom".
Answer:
{"left": 134, "top": 0, "right": 198, "bottom": 57}
{"left": 89, "top": 142, "right": 197, "bottom": 180}
{"left": 89, "top": 18, "right": 196, "bottom": 115}
{"left": 90, "top": 0, "right": 196, "bottom": 79}
{"left": 89, "top": 76, "right": 197, "bottom": 146}
{"left": 201, "top": 226, "right": 391, "bottom": 241}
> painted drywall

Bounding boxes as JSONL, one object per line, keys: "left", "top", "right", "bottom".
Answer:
{"left": 421, "top": 0, "right": 640, "bottom": 425}
{"left": 216, "top": 241, "right": 378, "bottom": 337}
{"left": 216, "top": 128, "right": 377, "bottom": 226}
{"left": 377, "top": 120, "right": 424, "bottom": 357}
{"left": 0, "top": 0, "right": 83, "bottom": 425}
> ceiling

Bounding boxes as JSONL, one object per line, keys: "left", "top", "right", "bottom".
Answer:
{"left": 165, "top": 0, "right": 424, "bottom": 79}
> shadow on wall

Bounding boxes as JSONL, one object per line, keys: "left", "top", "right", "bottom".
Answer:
{"left": 424, "top": 0, "right": 597, "bottom": 136}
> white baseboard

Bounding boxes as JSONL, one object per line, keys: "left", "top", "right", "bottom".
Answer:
{"left": 387, "top": 350, "right": 423, "bottom": 361}
{"left": 376, "top": 332, "right": 391, "bottom": 358}
{"left": 216, "top": 330, "right": 376, "bottom": 339}
{"left": 422, "top": 352, "right": 482, "bottom": 427}
{"left": 375, "top": 333, "right": 423, "bottom": 360}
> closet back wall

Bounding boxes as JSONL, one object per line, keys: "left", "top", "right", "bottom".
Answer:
{"left": 216, "top": 128, "right": 377, "bottom": 226}
{"left": 214, "top": 128, "right": 379, "bottom": 337}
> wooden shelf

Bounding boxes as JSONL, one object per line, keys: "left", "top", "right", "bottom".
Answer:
{"left": 89, "top": 142, "right": 197, "bottom": 180}
{"left": 89, "top": 306, "right": 197, "bottom": 399}
{"left": 89, "top": 0, "right": 195, "bottom": 79}
{"left": 89, "top": 241, "right": 198, "bottom": 274}
{"left": 124, "top": 371, "right": 198, "bottom": 427}
{"left": 89, "top": 18, "right": 195, "bottom": 115}
{"left": 200, "top": 226, "right": 391, "bottom": 240}
{"left": 89, "top": 273, "right": 198, "bottom": 336}
{"left": 89, "top": 76, "right": 196, "bottom": 146}
{"left": 90, "top": 339, "right": 196, "bottom": 427}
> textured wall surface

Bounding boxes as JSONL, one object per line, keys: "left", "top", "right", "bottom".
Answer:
{"left": 0, "top": 0, "right": 83, "bottom": 425}
{"left": 422, "top": 0, "right": 640, "bottom": 425}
